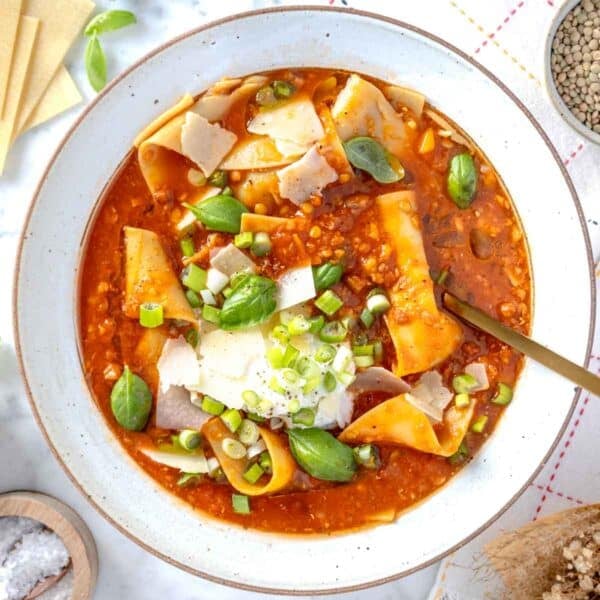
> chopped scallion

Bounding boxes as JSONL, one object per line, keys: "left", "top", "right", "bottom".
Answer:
{"left": 436, "top": 268, "right": 449, "bottom": 285}
{"left": 201, "top": 395, "right": 225, "bottom": 416}
{"left": 292, "top": 407, "right": 315, "bottom": 426}
{"left": 238, "top": 419, "right": 260, "bottom": 446}
{"left": 360, "top": 307, "right": 375, "bottom": 328}
{"left": 454, "top": 393, "right": 471, "bottom": 408}
{"left": 178, "top": 429, "right": 201, "bottom": 451}
{"left": 139, "top": 303, "right": 164, "bottom": 328}
{"left": 181, "top": 264, "right": 207, "bottom": 293}
{"left": 336, "top": 371, "right": 356, "bottom": 386}
{"left": 247, "top": 412, "right": 266, "bottom": 423}
{"left": 243, "top": 463, "right": 265, "bottom": 484}
{"left": 234, "top": 231, "right": 253, "bottom": 249}
{"left": 266, "top": 347, "right": 285, "bottom": 369}
{"left": 282, "top": 344, "right": 300, "bottom": 368}
{"left": 208, "top": 170, "right": 228, "bottom": 188}
{"left": 308, "top": 315, "right": 325, "bottom": 334}
{"left": 354, "top": 355, "right": 374, "bottom": 368}
{"left": 448, "top": 441, "right": 469, "bottom": 465}
{"left": 315, "top": 344, "right": 336, "bottom": 364}
{"left": 373, "top": 340, "right": 384, "bottom": 362}
{"left": 471, "top": 415, "right": 488, "bottom": 433}
{"left": 323, "top": 371, "right": 337, "bottom": 392}
{"left": 452, "top": 373, "right": 479, "bottom": 394}
{"left": 222, "top": 286, "right": 233, "bottom": 298}
{"left": 315, "top": 290, "right": 344, "bottom": 316}
{"left": 269, "top": 376, "right": 286, "bottom": 394}
{"left": 177, "top": 472, "right": 201, "bottom": 487}
{"left": 295, "top": 357, "right": 320, "bottom": 379}
{"left": 251, "top": 232, "right": 272, "bottom": 257}
{"left": 288, "top": 315, "right": 310, "bottom": 336}
{"left": 366, "top": 293, "right": 391, "bottom": 315}
{"left": 491, "top": 383, "right": 513, "bottom": 406}
{"left": 258, "top": 451, "right": 272, "bottom": 473}
{"left": 180, "top": 237, "right": 195, "bottom": 257}
{"left": 352, "top": 344, "right": 374, "bottom": 357}
{"left": 232, "top": 493, "right": 251, "bottom": 514}
{"left": 319, "top": 321, "right": 347, "bottom": 343}
{"left": 287, "top": 398, "right": 301, "bottom": 414}
{"left": 303, "top": 376, "right": 321, "bottom": 394}
{"left": 272, "top": 79, "right": 295, "bottom": 99}
{"left": 221, "top": 408, "right": 242, "bottom": 433}
{"left": 270, "top": 324, "right": 290, "bottom": 345}
{"left": 353, "top": 444, "right": 380, "bottom": 469}
{"left": 241, "top": 390, "right": 260, "bottom": 408}
{"left": 202, "top": 304, "right": 221, "bottom": 324}
{"left": 221, "top": 437, "right": 246, "bottom": 459}
{"left": 185, "top": 289, "right": 202, "bottom": 308}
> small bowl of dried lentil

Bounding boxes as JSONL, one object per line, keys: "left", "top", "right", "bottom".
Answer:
{"left": 546, "top": 0, "right": 600, "bottom": 143}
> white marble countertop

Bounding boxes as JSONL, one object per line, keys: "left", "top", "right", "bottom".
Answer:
{"left": 0, "top": 1, "right": 436, "bottom": 598}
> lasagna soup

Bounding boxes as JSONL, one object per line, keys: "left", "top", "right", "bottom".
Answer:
{"left": 79, "top": 69, "right": 531, "bottom": 533}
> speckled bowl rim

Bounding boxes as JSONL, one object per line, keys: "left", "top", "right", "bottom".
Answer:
{"left": 544, "top": 0, "right": 600, "bottom": 145}
{"left": 12, "top": 6, "right": 596, "bottom": 595}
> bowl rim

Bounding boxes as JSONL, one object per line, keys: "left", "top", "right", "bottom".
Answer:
{"left": 544, "top": 0, "right": 600, "bottom": 145}
{"left": 11, "top": 5, "right": 597, "bottom": 595}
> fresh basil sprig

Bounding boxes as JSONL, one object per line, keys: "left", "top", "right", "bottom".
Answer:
{"left": 447, "top": 153, "right": 477, "bottom": 209}
{"left": 85, "top": 10, "right": 137, "bottom": 36}
{"left": 84, "top": 33, "right": 106, "bottom": 93}
{"left": 312, "top": 262, "right": 343, "bottom": 292}
{"left": 83, "top": 9, "right": 137, "bottom": 93}
{"left": 110, "top": 366, "right": 152, "bottom": 431}
{"left": 219, "top": 275, "right": 277, "bottom": 330}
{"left": 343, "top": 136, "right": 403, "bottom": 184}
{"left": 287, "top": 428, "right": 357, "bottom": 482}
{"left": 184, "top": 195, "right": 248, "bottom": 234}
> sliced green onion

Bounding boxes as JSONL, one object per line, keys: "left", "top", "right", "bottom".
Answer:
{"left": 354, "top": 355, "right": 374, "bottom": 368}
{"left": 221, "top": 186, "right": 233, "bottom": 197}
{"left": 272, "top": 79, "right": 295, "bottom": 99}
{"left": 255, "top": 86, "right": 277, "bottom": 106}
{"left": 258, "top": 451, "right": 272, "bottom": 473}
{"left": 221, "top": 408, "right": 242, "bottom": 433}
{"left": 222, "top": 437, "right": 246, "bottom": 459}
{"left": 295, "top": 357, "right": 320, "bottom": 379}
{"left": 323, "top": 371, "right": 337, "bottom": 392}
{"left": 282, "top": 344, "right": 300, "bottom": 367}
{"left": 181, "top": 264, "right": 207, "bottom": 293}
{"left": 234, "top": 231, "right": 253, "bottom": 249}
{"left": 353, "top": 444, "right": 380, "bottom": 469}
{"left": 251, "top": 232, "right": 272, "bottom": 257}
{"left": 454, "top": 393, "right": 471, "bottom": 408}
{"left": 352, "top": 344, "right": 374, "bottom": 357}
{"left": 308, "top": 315, "right": 325, "bottom": 334}
{"left": 208, "top": 170, "right": 228, "bottom": 188}
{"left": 315, "top": 344, "right": 336, "bottom": 364}
{"left": 366, "top": 293, "right": 391, "bottom": 315}
{"left": 471, "top": 415, "right": 488, "bottom": 433}
{"left": 266, "top": 347, "right": 285, "bottom": 369}
{"left": 178, "top": 429, "right": 201, "bottom": 451}
{"left": 269, "top": 376, "right": 286, "bottom": 394}
{"left": 247, "top": 413, "right": 266, "bottom": 423}
{"left": 229, "top": 271, "right": 250, "bottom": 289}
{"left": 232, "top": 493, "right": 251, "bottom": 514}
{"left": 185, "top": 289, "right": 202, "bottom": 308}
{"left": 303, "top": 376, "right": 322, "bottom": 394}
{"left": 243, "top": 463, "right": 265, "bottom": 484}
{"left": 436, "top": 268, "right": 449, "bottom": 285}
{"left": 292, "top": 407, "right": 315, "bottom": 426}
{"left": 222, "top": 286, "right": 233, "bottom": 298}
{"left": 448, "top": 441, "right": 469, "bottom": 465}
{"left": 287, "top": 398, "right": 301, "bottom": 414}
{"left": 185, "top": 328, "right": 199, "bottom": 348}
{"left": 238, "top": 419, "right": 260, "bottom": 446}
{"left": 360, "top": 307, "right": 375, "bottom": 328}
{"left": 242, "top": 390, "right": 260, "bottom": 408}
{"left": 270, "top": 324, "right": 289, "bottom": 345}
{"left": 491, "top": 383, "right": 513, "bottom": 406}
{"left": 202, "top": 304, "right": 221, "bottom": 324}
{"left": 315, "top": 290, "right": 344, "bottom": 316}
{"left": 139, "top": 303, "right": 164, "bottom": 328}
{"left": 281, "top": 368, "right": 299, "bottom": 384}
{"left": 319, "top": 321, "right": 347, "bottom": 343}
{"left": 452, "top": 373, "right": 479, "bottom": 394}
{"left": 288, "top": 315, "right": 310, "bottom": 336}
{"left": 201, "top": 395, "right": 225, "bottom": 416}
{"left": 180, "top": 237, "right": 195, "bottom": 257}
{"left": 257, "top": 398, "right": 273, "bottom": 413}
{"left": 337, "top": 371, "right": 356, "bottom": 386}
{"left": 177, "top": 472, "right": 201, "bottom": 487}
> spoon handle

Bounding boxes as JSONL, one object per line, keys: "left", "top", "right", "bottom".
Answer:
{"left": 443, "top": 292, "right": 600, "bottom": 396}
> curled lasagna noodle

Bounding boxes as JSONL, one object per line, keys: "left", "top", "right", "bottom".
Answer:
{"left": 202, "top": 418, "right": 296, "bottom": 496}
{"left": 338, "top": 393, "right": 475, "bottom": 457}
{"left": 377, "top": 191, "right": 462, "bottom": 376}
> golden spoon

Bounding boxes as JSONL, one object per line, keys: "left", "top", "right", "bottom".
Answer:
{"left": 442, "top": 292, "right": 600, "bottom": 396}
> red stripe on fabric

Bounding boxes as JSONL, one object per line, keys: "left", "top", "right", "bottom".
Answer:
{"left": 564, "top": 143, "right": 585, "bottom": 166}
{"left": 475, "top": 1, "right": 525, "bottom": 54}
{"left": 531, "top": 483, "right": 585, "bottom": 505}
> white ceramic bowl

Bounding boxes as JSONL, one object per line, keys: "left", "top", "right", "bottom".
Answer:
{"left": 14, "top": 7, "right": 596, "bottom": 594}
{"left": 544, "top": 0, "right": 600, "bottom": 145}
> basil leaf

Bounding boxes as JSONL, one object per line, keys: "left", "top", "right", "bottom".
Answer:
{"left": 219, "top": 275, "right": 277, "bottom": 330}
{"left": 110, "top": 366, "right": 152, "bottom": 431}
{"left": 343, "top": 136, "right": 402, "bottom": 184}
{"left": 447, "top": 153, "right": 477, "bottom": 209}
{"left": 287, "top": 428, "right": 357, "bottom": 482}
{"left": 184, "top": 195, "right": 248, "bottom": 234}
{"left": 85, "top": 34, "right": 107, "bottom": 92}
{"left": 312, "top": 262, "right": 343, "bottom": 292}
{"left": 85, "top": 10, "right": 137, "bottom": 36}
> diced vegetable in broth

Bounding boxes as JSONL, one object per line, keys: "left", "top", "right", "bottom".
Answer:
{"left": 80, "top": 68, "right": 530, "bottom": 534}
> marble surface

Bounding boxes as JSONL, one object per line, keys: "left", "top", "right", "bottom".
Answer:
{"left": 0, "top": 1, "right": 436, "bottom": 598}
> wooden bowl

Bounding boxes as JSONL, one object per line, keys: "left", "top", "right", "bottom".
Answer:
{"left": 0, "top": 492, "right": 97, "bottom": 599}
